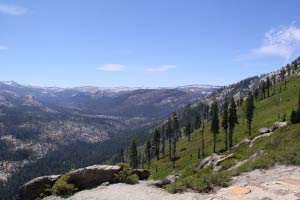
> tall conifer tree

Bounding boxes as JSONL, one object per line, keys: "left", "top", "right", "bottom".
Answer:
{"left": 129, "top": 139, "right": 138, "bottom": 169}
{"left": 228, "top": 96, "right": 238, "bottom": 147}
{"left": 210, "top": 102, "right": 219, "bottom": 153}
{"left": 221, "top": 97, "right": 229, "bottom": 151}
{"left": 245, "top": 93, "right": 255, "bottom": 136}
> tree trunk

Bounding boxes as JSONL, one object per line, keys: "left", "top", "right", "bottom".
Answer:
{"left": 213, "top": 133, "right": 216, "bottom": 153}
{"left": 168, "top": 136, "right": 172, "bottom": 160}
{"left": 229, "top": 129, "right": 233, "bottom": 148}
{"left": 225, "top": 128, "right": 228, "bottom": 151}
{"left": 173, "top": 136, "right": 176, "bottom": 169}
{"left": 201, "top": 130, "right": 205, "bottom": 157}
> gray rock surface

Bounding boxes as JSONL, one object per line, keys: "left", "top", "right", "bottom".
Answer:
{"left": 258, "top": 127, "right": 271, "bottom": 134}
{"left": 270, "top": 121, "right": 287, "bottom": 130}
{"left": 67, "top": 165, "right": 121, "bottom": 190}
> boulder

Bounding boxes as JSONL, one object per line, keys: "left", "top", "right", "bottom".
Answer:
{"left": 162, "top": 174, "right": 180, "bottom": 185}
{"left": 270, "top": 121, "right": 287, "bottom": 130}
{"left": 193, "top": 153, "right": 220, "bottom": 172}
{"left": 18, "top": 175, "right": 61, "bottom": 200}
{"left": 259, "top": 128, "right": 271, "bottom": 134}
{"left": 67, "top": 165, "right": 121, "bottom": 190}
{"left": 131, "top": 169, "right": 150, "bottom": 180}
{"left": 193, "top": 153, "right": 234, "bottom": 172}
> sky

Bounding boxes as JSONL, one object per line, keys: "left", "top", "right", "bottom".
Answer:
{"left": 1, "top": 0, "right": 300, "bottom": 87}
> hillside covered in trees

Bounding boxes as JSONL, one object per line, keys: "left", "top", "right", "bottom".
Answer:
{"left": 125, "top": 57, "right": 300, "bottom": 193}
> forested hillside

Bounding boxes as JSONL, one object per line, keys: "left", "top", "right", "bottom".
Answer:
{"left": 127, "top": 57, "right": 300, "bottom": 193}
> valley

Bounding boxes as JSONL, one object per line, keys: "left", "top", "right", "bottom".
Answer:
{"left": 0, "top": 82, "right": 217, "bottom": 199}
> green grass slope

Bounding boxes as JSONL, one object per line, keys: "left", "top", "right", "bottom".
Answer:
{"left": 149, "top": 74, "right": 300, "bottom": 193}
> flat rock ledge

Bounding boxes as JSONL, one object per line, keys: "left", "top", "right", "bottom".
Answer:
{"left": 67, "top": 165, "right": 121, "bottom": 190}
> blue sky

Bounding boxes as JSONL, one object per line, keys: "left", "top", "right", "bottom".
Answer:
{"left": 1, "top": 0, "right": 300, "bottom": 87}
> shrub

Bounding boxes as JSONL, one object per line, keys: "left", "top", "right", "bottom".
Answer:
{"left": 165, "top": 181, "right": 186, "bottom": 193}
{"left": 184, "top": 171, "right": 230, "bottom": 192}
{"left": 165, "top": 169, "right": 230, "bottom": 194}
{"left": 51, "top": 174, "right": 77, "bottom": 196}
{"left": 113, "top": 163, "right": 139, "bottom": 185}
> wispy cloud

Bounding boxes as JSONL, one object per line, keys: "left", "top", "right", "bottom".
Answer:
{"left": 145, "top": 65, "right": 176, "bottom": 72}
{"left": 251, "top": 25, "right": 300, "bottom": 59}
{"left": 96, "top": 64, "right": 128, "bottom": 72}
{"left": 0, "top": 45, "right": 8, "bottom": 50}
{"left": 0, "top": 3, "right": 27, "bottom": 16}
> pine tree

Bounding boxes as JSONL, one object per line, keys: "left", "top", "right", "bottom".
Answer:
{"left": 245, "top": 93, "right": 255, "bottom": 136}
{"left": 167, "top": 117, "right": 172, "bottom": 160}
{"left": 298, "top": 88, "right": 300, "bottom": 110}
{"left": 185, "top": 121, "right": 192, "bottom": 142}
{"left": 287, "top": 64, "right": 291, "bottom": 76}
{"left": 141, "top": 152, "right": 145, "bottom": 169}
{"left": 272, "top": 74, "right": 276, "bottom": 85}
{"left": 145, "top": 139, "right": 151, "bottom": 169}
{"left": 172, "top": 112, "right": 179, "bottom": 168}
{"left": 254, "top": 89, "right": 259, "bottom": 101}
{"left": 137, "top": 150, "right": 141, "bottom": 168}
{"left": 210, "top": 102, "right": 219, "bottom": 153}
{"left": 161, "top": 125, "right": 165, "bottom": 158}
{"left": 153, "top": 128, "right": 160, "bottom": 160}
{"left": 285, "top": 80, "right": 287, "bottom": 90}
{"left": 261, "top": 81, "right": 266, "bottom": 99}
{"left": 282, "top": 112, "right": 286, "bottom": 122}
{"left": 201, "top": 122, "right": 205, "bottom": 157}
{"left": 291, "top": 109, "right": 297, "bottom": 124}
{"left": 296, "top": 88, "right": 300, "bottom": 123}
{"left": 221, "top": 97, "right": 229, "bottom": 151}
{"left": 295, "top": 111, "right": 300, "bottom": 123}
{"left": 128, "top": 139, "right": 138, "bottom": 169}
{"left": 228, "top": 96, "right": 238, "bottom": 148}
{"left": 266, "top": 77, "right": 271, "bottom": 97}
{"left": 203, "top": 104, "right": 209, "bottom": 121}
{"left": 194, "top": 112, "right": 202, "bottom": 130}
{"left": 119, "top": 146, "right": 124, "bottom": 163}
